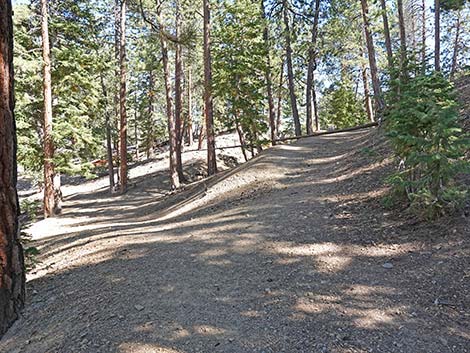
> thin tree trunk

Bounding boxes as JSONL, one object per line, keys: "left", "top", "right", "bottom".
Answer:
{"left": 235, "top": 114, "right": 248, "bottom": 162}
{"left": 312, "top": 76, "right": 320, "bottom": 131}
{"left": 450, "top": 10, "right": 461, "bottom": 79}
{"left": 146, "top": 70, "right": 155, "bottom": 159}
{"left": 203, "top": 0, "right": 217, "bottom": 175}
{"left": 360, "top": 0, "right": 384, "bottom": 114}
{"left": 379, "top": 0, "right": 393, "bottom": 68}
{"left": 434, "top": 0, "right": 440, "bottom": 71}
{"left": 362, "top": 61, "right": 374, "bottom": 122}
{"left": 174, "top": 1, "right": 185, "bottom": 182}
{"left": 421, "top": 0, "right": 426, "bottom": 73}
{"left": 119, "top": 0, "right": 128, "bottom": 193}
{"left": 397, "top": 0, "right": 408, "bottom": 77}
{"left": 114, "top": 0, "right": 120, "bottom": 184}
{"left": 306, "top": 0, "right": 321, "bottom": 134}
{"left": 157, "top": 2, "right": 180, "bottom": 189}
{"left": 282, "top": 0, "right": 301, "bottom": 136}
{"left": 261, "top": 0, "right": 277, "bottom": 145}
{"left": 187, "top": 66, "right": 193, "bottom": 146}
{"left": 0, "top": 0, "right": 25, "bottom": 337}
{"left": 198, "top": 122, "right": 205, "bottom": 151}
{"left": 134, "top": 92, "right": 139, "bottom": 161}
{"left": 99, "top": 72, "right": 115, "bottom": 192}
{"left": 41, "top": 0, "right": 61, "bottom": 217}
{"left": 276, "top": 59, "right": 284, "bottom": 137}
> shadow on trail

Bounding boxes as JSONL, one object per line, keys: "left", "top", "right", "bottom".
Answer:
{"left": 2, "top": 130, "right": 469, "bottom": 353}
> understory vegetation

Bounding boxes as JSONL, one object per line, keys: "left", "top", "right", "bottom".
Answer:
{"left": 9, "top": 0, "right": 470, "bottom": 215}
{"left": 385, "top": 72, "right": 470, "bottom": 218}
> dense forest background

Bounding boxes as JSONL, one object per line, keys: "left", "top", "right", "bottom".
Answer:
{"left": 10, "top": 0, "right": 470, "bottom": 218}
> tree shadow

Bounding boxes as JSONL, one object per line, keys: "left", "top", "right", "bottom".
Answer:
{"left": 2, "top": 129, "right": 469, "bottom": 353}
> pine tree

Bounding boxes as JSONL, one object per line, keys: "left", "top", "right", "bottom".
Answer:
{"left": 0, "top": 0, "right": 25, "bottom": 337}
{"left": 204, "top": 0, "right": 217, "bottom": 175}
{"left": 41, "top": 0, "right": 62, "bottom": 217}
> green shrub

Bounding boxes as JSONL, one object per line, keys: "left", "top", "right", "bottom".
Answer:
{"left": 385, "top": 72, "right": 470, "bottom": 218}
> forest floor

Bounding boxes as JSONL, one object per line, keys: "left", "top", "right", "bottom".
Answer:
{"left": 1, "top": 129, "right": 469, "bottom": 353}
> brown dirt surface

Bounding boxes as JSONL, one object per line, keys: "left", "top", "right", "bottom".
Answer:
{"left": 1, "top": 129, "right": 469, "bottom": 353}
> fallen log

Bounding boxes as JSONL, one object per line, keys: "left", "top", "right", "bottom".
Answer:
{"left": 185, "top": 122, "right": 379, "bottom": 152}
{"left": 274, "top": 121, "right": 379, "bottom": 143}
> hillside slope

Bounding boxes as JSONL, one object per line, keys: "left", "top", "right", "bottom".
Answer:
{"left": 1, "top": 129, "right": 469, "bottom": 353}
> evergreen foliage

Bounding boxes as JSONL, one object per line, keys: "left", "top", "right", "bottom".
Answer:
{"left": 320, "top": 82, "right": 368, "bottom": 129}
{"left": 385, "top": 73, "right": 470, "bottom": 218}
{"left": 213, "top": 0, "right": 269, "bottom": 148}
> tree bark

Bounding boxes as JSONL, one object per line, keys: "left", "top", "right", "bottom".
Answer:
{"left": 397, "top": 0, "right": 408, "bottom": 77}
{"left": 99, "top": 70, "right": 115, "bottom": 192}
{"left": 146, "top": 70, "right": 155, "bottom": 159}
{"left": 421, "top": 0, "right": 426, "bottom": 73}
{"left": 434, "top": 0, "right": 440, "bottom": 71}
{"left": 282, "top": 0, "right": 301, "bottom": 136}
{"left": 276, "top": 59, "right": 284, "bottom": 137}
{"left": 114, "top": 0, "right": 121, "bottom": 184}
{"left": 0, "top": 0, "right": 25, "bottom": 338}
{"left": 305, "top": 0, "right": 321, "bottom": 134}
{"left": 450, "top": 10, "right": 461, "bottom": 79}
{"left": 198, "top": 122, "right": 205, "bottom": 151}
{"left": 134, "top": 92, "right": 139, "bottom": 161}
{"left": 235, "top": 113, "right": 248, "bottom": 162}
{"left": 362, "top": 61, "right": 374, "bottom": 122}
{"left": 157, "top": 3, "right": 180, "bottom": 189}
{"left": 187, "top": 66, "right": 193, "bottom": 146}
{"left": 41, "top": 0, "right": 61, "bottom": 217}
{"left": 174, "top": 1, "right": 185, "bottom": 182}
{"left": 203, "top": 0, "right": 217, "bottom": 175}
{"left": 360, "top": 0, "right": 384, "bottom": 115}
{"left": 261, "top": 0, "right": 277, "bottom": 145}
{"left": 119, "top": 0, "right": 128, "bottom": 193}
{"left": 379, "top": 0, "right": 393, "bottom": 68}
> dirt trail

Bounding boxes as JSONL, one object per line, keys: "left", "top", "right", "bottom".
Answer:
{"left": 1, "top": 129, "right": 469, "bottom": 353}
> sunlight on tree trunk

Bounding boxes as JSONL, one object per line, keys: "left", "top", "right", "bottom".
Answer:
{"left": 41, "top": 0, "right": 61, "bottom": 217}
{"left": 0, "top": 0, "right": 25, "bottom": 337}
{"left": 203, "top": 0, "right": 217, "bottom": 175}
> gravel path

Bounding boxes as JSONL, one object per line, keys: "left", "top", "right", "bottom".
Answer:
{"left": 1, "top": 129, "right": 469, "bottom": 353}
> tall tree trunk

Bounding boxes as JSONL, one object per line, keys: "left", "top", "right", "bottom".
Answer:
{"left": 119, "top": 0, "right": 128, "bottom": 193}
{"left": 261, "top": 0, "right": 277, "bottom": 145}
{"left": 397, "top": 0, "right": 408, "bottom": 77}
{"left": 306, "top": 0, "right": 321, "bottom": 134}
{"left": 379, "top": 0, "right": 393, "bottom": 68}
{"left": 157, "top": 4, "right": 180, "bottom": 189}
{"left": 114, "top": 0, "right": 120, "bottom": 184}
{"left": 276, "top": 59, "right": 284, "bottom": 137}
{"left": 99, "top": 72, "right": 115, "bottom": 192}
{"left": 146, "top": 70, "right": 155, "bottom": 159}
{"left": 174, "top": 1, "right": 185, "bottom": 182}
{"left": 0, "top": 0, "right": 25, "bottom": 337}
{"left": 362, "top": 60, "right": 374, "bottom": 122}
{"left": 106, "top": 117, "right": 115, "bottom": 190}
{"left": 187, "top": 66, "right": 193, "bottom": 146}
{"left": 282, "top": 0, "right": 301, "bottom": 136}
{"left": 360, "top": 0, "right": 384, "bottom": 115}
{"left": 203, "top": 0, "right": 217, "bottom": 175}
{"left": 41, "top": 0, "right": 61, "bottom": 217}
{"left": 450, "top": 10, "right": 461, "bottom": 79}
{"left": 434, "top": 0, "right": 440, "bottom": 71}
{"left": 421, "top": 0, "right": 426, "bottom": 73}
{"left": 134, "top": 92, "right": 139, "bottom": 161}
